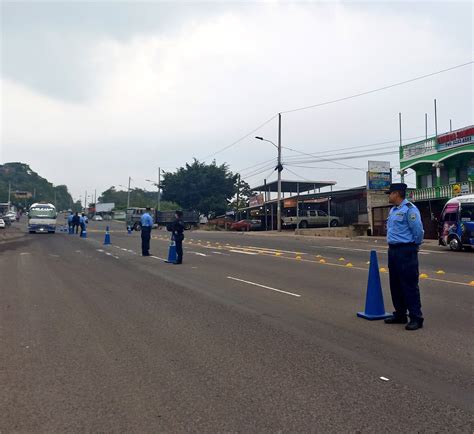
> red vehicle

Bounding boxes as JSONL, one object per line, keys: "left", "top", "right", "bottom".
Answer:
{"left": 230, "top": 219, "right": 262, "bottom": 231}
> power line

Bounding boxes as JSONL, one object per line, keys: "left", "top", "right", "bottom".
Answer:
{"left": 284, "top": 166, "right": 315, "bottom": 182}
{"left": 201, "top": 114, "right": 278, "bottom": 161}
{"left": 285, "top": 149, "right": 399, "bottom": 165}
{"left": 281, "top": 133, "right": 433, "bottom": 161}
{"left": 239, "top": 157, "right": 277, "bottom": 174}
{"left": 281, "top": 145, "right": 366, "bottom": 171}
{"left": 280, "top": 61, "right": 473, "bottom": 114}
{"left": 285, "top": 164, "right": 365, "bottom": 170}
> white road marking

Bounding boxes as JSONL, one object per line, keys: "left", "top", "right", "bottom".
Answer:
{"left": 96, "top": 249, "right": 104, "bottom": 253}
{"left": 238, "top": 245, "right": 304, "bottom": 255}
{"left": 151, "top": 255, "right": 168, "bottom": 261}
{"left": 227, "top": 276, "right": 301, "bottom": 298}
{"left": 189, "top": 251, "right": 207, "bottom": 257}
{"left": 318, "top": 245, "right": 441, "bottom": 255}
{"left": 380, "top": 377, "right": 390, "bottom": 381}
{"left": 229, "top": 250, "right": 257, "bottom": 255}
{"left": 212, "top": 251, "right": 230, "bottom": 256}
{"left": 19, "top": 252, "right": 31, "bottom": 256}
{"left": 319, "top": 246, "right": 388, "bottom": 253}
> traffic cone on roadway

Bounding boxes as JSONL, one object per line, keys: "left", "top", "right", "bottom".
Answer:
{"left": 127, "top": 225, "right": 132, "bottom": 234}
{"left": 165, "top": 236, "right": 177, "bottom": 263}
{"left": 104, "top": 226, "right": 111, "bottom": 245}
{"left": 357, "top": 250, "right": 391, "bottom": 320}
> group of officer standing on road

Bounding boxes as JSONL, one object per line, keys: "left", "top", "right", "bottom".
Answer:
{"left": 65, "top": 183, "right": 424, "bottom": 331}
{"left": 140, "top": 208, "right": 185, "bottom": 264}
{"left": 67, "top": 211, "right": 88, "bottom": 236}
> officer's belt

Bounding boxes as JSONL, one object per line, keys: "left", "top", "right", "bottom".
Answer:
{"left": 388, "top": 242, "right": 416, "bottom": 248}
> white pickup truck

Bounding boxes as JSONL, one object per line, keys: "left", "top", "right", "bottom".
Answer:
{"left": 282, "top": 210, "right": 341, "bottom": 229}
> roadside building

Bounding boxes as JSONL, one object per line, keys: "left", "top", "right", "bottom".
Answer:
{"left": 239, "top": 180, "right": 369, "bottom": 232}
{"left": 371, "top": 125, "right": 474, "bottom": 238}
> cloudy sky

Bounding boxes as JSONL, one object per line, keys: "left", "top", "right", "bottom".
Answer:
{"left": 1, "top": 0, "right": 472, "bottom": 202}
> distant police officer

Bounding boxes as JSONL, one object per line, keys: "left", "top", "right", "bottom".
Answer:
{"left": 171, "top": 210, "right": 185, "bottom": 264}
{"left": 385, "top": 183, "right": 425, "bottom": 331}
{"left": 141, "top": 207, "right": 154, "bottom": 256}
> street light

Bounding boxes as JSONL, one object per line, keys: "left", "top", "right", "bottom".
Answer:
{"left": 145, "top": 167, "right": 161, "bottom": 211}
{"left": 255, "top": 135, "right": 283, "bottom": 231}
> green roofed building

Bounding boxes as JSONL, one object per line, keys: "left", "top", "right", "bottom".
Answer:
{"left": 400, "top": 125, "right": 474, "bottom": 238}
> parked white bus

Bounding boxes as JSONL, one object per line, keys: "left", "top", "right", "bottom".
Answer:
{"left": 28, "top": 203, "right": 57, "bottom": 233}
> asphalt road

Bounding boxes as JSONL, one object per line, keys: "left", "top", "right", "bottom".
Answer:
{"left": 1, "top": 219, "right": 472, "bottom": 431}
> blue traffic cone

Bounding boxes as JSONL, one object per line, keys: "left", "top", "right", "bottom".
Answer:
{"left": 80, "top": 227, "right": 88, "bottom": 238}
{"left": 104, "top": 226, "right": 111, "bottom": 245}
{"left": 127, "top": 225, "right": 132, "bottom": 234}
{"left": 165, "top": 238, "right": 177, "bottom": 263}
{"left": 357, "top": 250, "right": 391, "bottom": 320}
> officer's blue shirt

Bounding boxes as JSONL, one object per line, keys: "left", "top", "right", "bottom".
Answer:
{"left": 68, "top": 214, "right": 73, "bottom": 223}
{"left": 141, "top": 212, "right": 153, "bottom": 227}
{"left": 387, "top": 199, "right": 424, "bottom": 245}
{"left": 79, "top": 216, "right": 85, "bottom": 224}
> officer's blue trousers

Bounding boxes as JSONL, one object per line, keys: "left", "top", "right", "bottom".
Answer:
{"left": 141, "top": 227, "right": 151, "bottom": 256}
{"left": 388, "top": 244, "right": 423, "bottom": 319}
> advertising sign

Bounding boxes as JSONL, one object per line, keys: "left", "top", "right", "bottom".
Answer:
{"left": 249, "top": 194, "right": 264, "bottom": 207}
{"left": 367, "top": 161, "right": 391, "bottom": 191}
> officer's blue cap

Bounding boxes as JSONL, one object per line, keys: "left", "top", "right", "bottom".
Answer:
{"left": 386, "top": 183, "right": 408, "bottom": 194}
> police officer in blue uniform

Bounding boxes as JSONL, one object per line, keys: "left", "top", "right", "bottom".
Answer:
{"left": 170, "top": 210, "right": 185, "bottom": 264}
{"left": 385, "top": 183, "right": 425, "bottom": 331}
{"left": 140, "top": 207, "right": 154, "bottom": 256}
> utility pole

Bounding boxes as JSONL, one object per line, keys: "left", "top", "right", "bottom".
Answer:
{"left": 425, "top": 113, "right": 428, "bottom": 141}
{"left": 157, "top": 168, "right": 161, "bottom": 211}
{"left": 434, "top": 99, "right": 438, "bottom": 138}
{"left": 8, "top": 182, "right": 11, "bottom": 206}
{"left": 236, "top": 173, "right": 240, "bottom": 221}
{"left": 277, "top": 113, "right": 282, "bottom": 232}
{"left": 127, "top": 176, "right": 131, "bottom": 209}
{"left": 85, "top": 190, "right": 87, "bottom": 211}
{"left": 399, "top": 112, "right": 404, "bottom": 183}
{"left": 264, "top": 179, "right": 268, "bottom": 231}
{"left": 94, "top": 189, "right": 97, "bottom": 205}
{"left": 450, "top": 119, "right": 452, "bottom": 132}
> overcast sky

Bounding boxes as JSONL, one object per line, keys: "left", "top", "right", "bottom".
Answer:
{"left": 1, "top": 0, "right": 472, "bottom": 202}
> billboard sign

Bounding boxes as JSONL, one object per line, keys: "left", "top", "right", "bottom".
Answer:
{"left": 367, "top": 161, "right": 391, "bottom": 191}
{"left": 249, "top": 194, "right": 264, "bottom": 207}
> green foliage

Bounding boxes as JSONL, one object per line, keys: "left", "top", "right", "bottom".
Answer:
{"left": 229, "top": 178, "right": 252, "bottom": 210}
{"left": 0, "top": 162, "right": 75, "bottom": 211}
{"left": 161, "top": 159, "right": 238, "bottom": 216}
{"left": 98, "top": 186, "right": 179, "bottom": 211}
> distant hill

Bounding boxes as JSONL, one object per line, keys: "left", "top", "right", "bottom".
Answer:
{"left": 0, "top": 162, "right": 80, "bottom": 211}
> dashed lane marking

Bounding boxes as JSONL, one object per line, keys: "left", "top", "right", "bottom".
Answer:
{"left": 227, "top": 276, "right": 301, "bottom": 298}
{"left": 229, "top": 250, "right": 258, "bottom": 255}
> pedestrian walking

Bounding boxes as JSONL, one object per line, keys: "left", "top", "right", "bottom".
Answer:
{"left": 384, "top": 183, "right": 425, "bottom": 331}
{"left": 170, "top": 210, "right": 185, "bottom": 264}
{"left": 141, "top": 207, "right": 154, "bottom": 256}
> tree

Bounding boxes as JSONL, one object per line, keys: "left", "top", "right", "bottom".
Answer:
{"left": 98, "top": 186, "right": 179, "bottom": 211}
{"left": 229, "top": 178, "right": 253, "bottom": 211}
{"left": 161, "top": 159, "right": 237, "bottom": 216}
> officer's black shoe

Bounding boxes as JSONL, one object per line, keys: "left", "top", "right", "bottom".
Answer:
{"left": 384, "top": 315, "right": 408, "bottom": 324}
{"left": 173, "top": 261, "right": 182, "bottom": 265}
{"left": 405, "top": 319, "right": 424, "bottom": 331}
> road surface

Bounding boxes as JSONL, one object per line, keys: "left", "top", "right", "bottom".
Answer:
{"left": 1, "top": 219, "right": 472, "bottom": 431}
